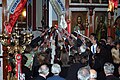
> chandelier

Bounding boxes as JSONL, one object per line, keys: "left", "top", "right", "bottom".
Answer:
{"left": 0, "top": 26, "right": 33, "bottom": 54}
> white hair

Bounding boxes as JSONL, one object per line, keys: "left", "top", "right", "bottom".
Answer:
{"left": 77, "top": 66, "right": 90, "bottom": 80}
{"left": 104, "top": 62, "right": 114, "bottom": 74}
{"left": 38, "top": 64, "right": 49, "bottom": 75}
{"left": 51, "top": 63, "right": 61, "bottom": 75}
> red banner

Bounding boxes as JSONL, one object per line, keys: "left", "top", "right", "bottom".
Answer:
{"left": 5, "top": 0, "right": 27, "bottom": 34}
{"left": 15, "top": 54, "right": 22, "bottom": 78}
{"left": 113, "top": 0, "right": 118, "bottom": 8}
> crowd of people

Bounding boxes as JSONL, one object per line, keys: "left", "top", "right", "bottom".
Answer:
{"left": 8, "top": 26, "right": 120, "bottom": 80}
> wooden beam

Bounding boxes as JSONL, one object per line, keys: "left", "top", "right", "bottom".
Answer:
{"left": 2, "top": 0, "right": 8, "bottom": 80}
{"left": 2, "top": 0, "right": 7, "bottom": 33}
{"left": 65, "top": 0, "right": 69, "bottom": 20}
{"left": 33, "top": 0, "right": 36, "bottom": 30}
{"left": 0, "top": 56, "right": 3, "bottom": 58}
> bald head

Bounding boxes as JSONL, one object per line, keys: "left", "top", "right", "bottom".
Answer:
{"left": 90, "top": 69, "right": 97, "bottom": 80}
{"left": 38, "top": 64, "right": 49, "bottom": 76}
{"left": 77, "top": 66, "right": 90, "bottom": 80}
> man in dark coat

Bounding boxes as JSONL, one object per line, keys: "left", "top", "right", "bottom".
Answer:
{"left": 66, "top": 51, "right": 89, "bottom": 80}
{"left": 35, "top": 64, "right": 49, "bottom": 80}
{"left": 104, "top": 62, "right": 120, "bottom": 80}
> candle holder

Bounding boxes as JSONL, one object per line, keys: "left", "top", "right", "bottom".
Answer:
{"left": 0, "top": 27, "right": 33, "bottom": 54}
{"left": 0, "top": 25, "right": 33, "bottom": 79}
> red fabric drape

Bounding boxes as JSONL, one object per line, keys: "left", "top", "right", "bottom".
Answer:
{"left": 5, "top": 0, "right": 27, "bottom": 34}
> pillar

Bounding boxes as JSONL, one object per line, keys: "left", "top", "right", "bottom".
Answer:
{"left": 2, "top": 0, "right": 8, "bottom": 80}
{"left": 65, "top": 0, "right": 70, "bottom": 33}
{"left": 33, "top": 0, "right": 36, "bottom": 30}
{"left": 108, "top": 12, "right": 111, "bottom": 36}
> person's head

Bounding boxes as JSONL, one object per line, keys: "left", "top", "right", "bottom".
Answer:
{"left": 69, "top": 55, "right": 74, "bottom": 63}
{"left": 96, "top": 43, "right": 102, "bottom": 53}
{"left": 51, "top": 26, "right": 56, "bottom": 33}
{"left": 38, "top": 64, "right": 49, "bottom": 77}
{"left": 21, "top": 55, "right": 28, "bottom": 66}
{"left": 99, "top": 16, "right": 104, "bottom": 27}
{"left": 24, "top": 45, "right": 32, "bottom": 53}
{"left": 74, "top": 53, "right": 81, "bottom": 63}
{"left": 37, "top": 52, "right": 46, "bottom": 64}
{"left": 77, "top": 16, "right": 82, "bottom": 24}
{"left": 100, "top": 39, "right": 106, "bottom": 46}
{"left": 104, "top": 62, "right": 114, "bottom": 75}
{"left": 90, "top": 33, "right": 96, "bottom": 40}
{"left": 77, "top": 66, "right": 90, "bottom": 80}
{"left": 107, "top": 36, "right": 113, "bottom": 44}
{"left": 114, "top": 40, "right": 120, "bottom": 49}
{"left": 31, "top": 42, "right": 39, "bottom": 51}
{"left": 90, "top": 69, "right": 97, "bottom": 80}
{"left": 100, "top": 16, "right": 104, "bottom": 23}
{"left": 80, "top": 51, "right": 89, "bottom": 65}
{"left": 51, "top": 63, "right": 61, "bottom": 75}
{"left": 91, "top": 36, "right": 98, "bottom": 44}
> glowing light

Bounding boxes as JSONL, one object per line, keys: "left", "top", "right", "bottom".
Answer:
{"left": 22, "top": 9, "right": 26, "bottom": 17}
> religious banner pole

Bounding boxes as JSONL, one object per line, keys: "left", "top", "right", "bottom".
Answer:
{"left": 4, "top": 0, "right": 27, "bottom": 80}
